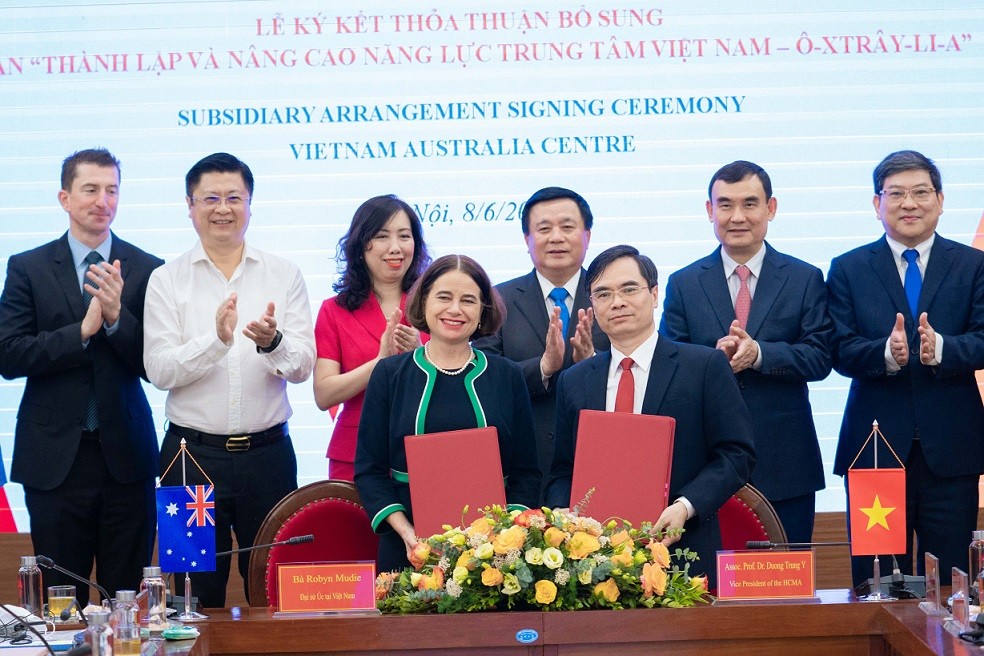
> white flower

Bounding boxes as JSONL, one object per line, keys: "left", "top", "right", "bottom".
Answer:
{"left": 554, "top": 569, "right": 570, "bottom": 585}
{"left": 474, "top": 542, "right": 495, "bottom": 560}
{"left": 542, "top": 547, "right": 564, "bottom": 570}
{"left": 502, "top": 573, "right": 521, "bottom": 595}
{"left": 445, "top": 580, "right": 463, "bottom": 598}
{"left": 525, "top": 547, "right": 544, "bottom": 565}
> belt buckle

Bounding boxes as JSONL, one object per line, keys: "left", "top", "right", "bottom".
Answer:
{"left": 226, "top": 435, "right": 251, "bottom": 452}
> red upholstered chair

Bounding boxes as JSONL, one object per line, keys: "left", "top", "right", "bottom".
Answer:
{"left": 247, "top": 479, "right": 379, "bottom": 607}
{"left": 718, "top": 483, "right": 788, "bottom": 551}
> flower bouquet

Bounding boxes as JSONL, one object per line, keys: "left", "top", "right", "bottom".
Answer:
{"left": 375, "top": 505, "right": 709, "bottom": 614}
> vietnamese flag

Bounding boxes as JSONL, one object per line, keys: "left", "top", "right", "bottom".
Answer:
{"left": 848, "top": 468, "right": 906, "bottom": 556}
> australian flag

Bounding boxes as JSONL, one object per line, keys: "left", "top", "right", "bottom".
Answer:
{"left": 156, "top": 485, "right": 216, "bottom": 573}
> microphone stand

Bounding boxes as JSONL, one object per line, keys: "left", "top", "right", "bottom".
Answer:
{"left": 169, "top": 534, "right": 315, "bottom": 616}
{"left": 35, "top": 555, "right": 112, "bottom": 610}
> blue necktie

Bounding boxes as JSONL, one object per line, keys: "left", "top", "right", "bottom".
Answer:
{"left": 548, "top": 287, "right": 570, "bottom": 338}
{"left": 82, "top": 251, "right": 104, "bottom": 431}
{"left": 902, "top": 249, "right": 921, "bottom": 321}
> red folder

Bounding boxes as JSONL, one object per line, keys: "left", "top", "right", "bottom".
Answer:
{"left": 570, "top": 409, "right": 675, "bottom": 526}
{"left": 404, "top": 427, "right": 506, "bottom": 537}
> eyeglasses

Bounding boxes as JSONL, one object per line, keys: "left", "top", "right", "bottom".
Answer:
{"left": 191, "top": 195, "right": 250, "bottom": 208}
{"left": 589, "top": 285, "right": 645, "bottom": 305}
{"left": 878, "top": 187, "right": 937, "bottom": 205}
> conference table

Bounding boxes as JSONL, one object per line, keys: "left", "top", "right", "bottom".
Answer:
{"left": 181, "top": 589, "right": 980, "bottom": 655}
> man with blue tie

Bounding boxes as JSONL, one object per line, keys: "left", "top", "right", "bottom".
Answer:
{"left": 0, "top": 149, "right": 163, "bottom": 601}
{"left": 827, "top": 150, "right": 984, "bottom": 585}
{"left": 660, "top": 161, "right": 833, "bottom": 545}
{"left": 474, "top": 187, "right": 609, "bottom": 501}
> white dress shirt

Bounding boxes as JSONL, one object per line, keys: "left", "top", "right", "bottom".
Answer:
{"left": 144, "top": 241, "right": 315, "bottom": 434}
{"left": 606, "top": 327, "right": 695, "bottom": 519}
{"left": 883, "top": 234, "right": 942, "bottom": 372}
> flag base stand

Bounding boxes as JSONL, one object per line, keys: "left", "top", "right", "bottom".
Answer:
{"left": 858, "top": 557, "right": 897, "bottom": 602}
{"left": 174, "top": 573, "right": 209, "bottom": 621}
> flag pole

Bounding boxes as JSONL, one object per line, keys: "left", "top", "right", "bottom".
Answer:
{"left": 175, "top": 439, "right": 209, "bottom": 621}
{"left": 858, "top": 420, "right": 896, "bottom": 602}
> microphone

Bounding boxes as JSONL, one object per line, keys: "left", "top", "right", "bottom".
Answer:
{"left": 35, "top": 555, "right": 112, "bottom": 608}
{"left": 215, "top": 533, "right": 315, "bottom": 557}
{"left": 60, "top": 600, "right": 88, "bottom": 627}
{"left": 745, "top": 540, "right": 851, "bottom": 549}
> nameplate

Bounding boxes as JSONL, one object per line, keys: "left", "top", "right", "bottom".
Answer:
{"left": 276, "top": 562, "right": 376, "bottom": 613}
{"left": 716, "top": 550, "right": 816, "bottom": 601}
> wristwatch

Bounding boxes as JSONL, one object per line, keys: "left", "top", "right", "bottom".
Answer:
{"left": 256, "top": 330, "right": 283, "bottom": 353}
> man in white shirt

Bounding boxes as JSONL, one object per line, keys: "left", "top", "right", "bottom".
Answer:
{"left": 144, "top": 152, "right": 315, "bottom": 607}
{"left": 545, "top": 245, "right": 754, "bottom": 588}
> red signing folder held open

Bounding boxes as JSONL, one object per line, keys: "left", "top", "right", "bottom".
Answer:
{"left": 404, "top": 427, "right": 506, "bottom": 537}
{"left": 570, "top": 410, "right": 675, "bottom": 526}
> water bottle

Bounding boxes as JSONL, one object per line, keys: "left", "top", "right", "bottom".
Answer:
{"left": 113, "top": 590, "right": 141, "bottom": 655}
{"left": 970, "top": 530, "right": 984, "bottom": 603}
{"left": 83, "top": 609, "right": 114, "bottom": 655}
{"left": 17, "top": 556, "right": 43, "bottom": 617}
{"left": 139, "top": 566, "right": 168, "bottom": 632}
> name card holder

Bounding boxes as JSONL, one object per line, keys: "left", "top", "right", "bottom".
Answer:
{"left": 275, "top": 562, "right": 378, "bottom": 616}
{"left": 918, "top": 552, "right": 947, "bottom": 616}
{"left": 715, "top": 550, "right": 818, "bottom": 604}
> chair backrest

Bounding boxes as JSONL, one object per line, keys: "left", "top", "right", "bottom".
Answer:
{"left": 718, "top": 483, "right": 788, "bottom": 551}
{"left": 247, "top": 479, "right": 379, "bottom": 607}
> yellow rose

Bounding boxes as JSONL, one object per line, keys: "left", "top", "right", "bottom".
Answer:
{"left": 534, "top": 580, "right": 557, "bottom": 605}
{"left": 456, "top": 549, "right": 476, "bottom": 570}
{"left": 593, "top": 578, "right": 620, "bottom": 603}
{"left": 452, "top": 566, "right": 469, "bottom": 584}
{"left": 543, "top": 526, "right": 566, "bottom": 548}
{"left": 492, "top": 525, "right": 527, "bottom": 554}
{"left": 481, "top": 567, "right": 504, "bottom": 587}
{"left": 409, "top": 572, "right": 422, "bottom": 587}
{"left": 467, "top": 517, "right": 496, "bottom": 539}
{"left": 409, "top": 542, "right": 431, "bottom": 570}
{"left": 502, "top": 573, "right": 521, "bottom": 595}
{"left": 418, "top": 571, "right": 443, "bottom": 591}
{"left": 524, "top": 547, "right": 544, "bottom": 565}
{"left": 474, "top": 542, "right": 495, "bottom": 560}
{"left": 542, "top": 547, "right": 565, "bottom": 570}
{"left": 610, "top": 550, "right": 634, "bottom": 568}
{"left": 567, "top": 532, "right": 602, "bottom": 560}
{"left": 690, "top": 574, "right": 708, "bottom": 592}
{"left": 448, "top": 532, "right": 466, "bottom": 547}
{"left": 577, "top": 567, "right": 593, "bottom": 584}
{"left": 648, "top": 541, "right": 670, "bottom": 568}
{"left": 610, "top": 530, "right": 632, "bottom": 548}
{"left": 641, "top": 562, "right": 667, "bottom": 597}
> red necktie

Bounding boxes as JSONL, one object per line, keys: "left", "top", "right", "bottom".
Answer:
{"left": 614, "top": 357, "right": 635, "bottom": 413}
{"left": 734, "top": 264, "right": 751, "bottom": 329}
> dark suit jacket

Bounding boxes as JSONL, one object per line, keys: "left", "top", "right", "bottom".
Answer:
{"left": 473, "top": 269, "right": 610, "bottom": 494}
{"left": 0, "top": 232, "right": 163, "bottom": 490}
{"left": 827, "top": 234, "right": 984, "bottom": 478}
{"left": 545, "top": 336, "right": 755, "bottom": 585}
{"left": 660, "top": 243, "right": 832, "bottom": 501}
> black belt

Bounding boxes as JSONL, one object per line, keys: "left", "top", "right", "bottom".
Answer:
{"left": 168, "top": 422, "right": 287, "bottom": 452}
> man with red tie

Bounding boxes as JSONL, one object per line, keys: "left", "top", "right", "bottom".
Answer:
{"left": 545, "top": 245, "right": 755, "bottom": 587}
{"left": 659, "top": 161, "right": 833, "bottom": 545}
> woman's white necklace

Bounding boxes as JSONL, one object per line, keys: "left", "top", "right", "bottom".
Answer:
{"left": 424, "top": 343, "right": 473, "bottom": 376}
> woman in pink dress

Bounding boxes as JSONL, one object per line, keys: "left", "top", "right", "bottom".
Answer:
{"left": 314, "top": 195, "right": 431, "bottom": 479}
